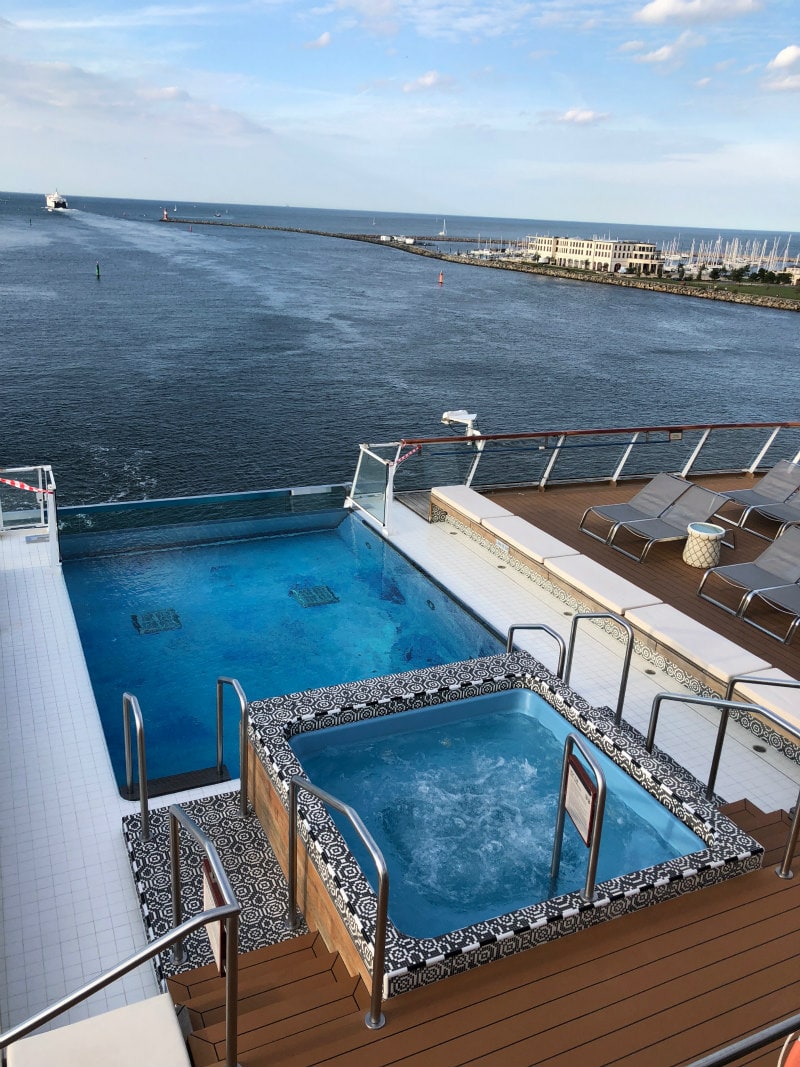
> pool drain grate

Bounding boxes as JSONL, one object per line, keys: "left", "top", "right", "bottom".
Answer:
{"left": 290, "top": 585, "right": 339, "bottom": 608}
{"left": 132, "top": 608, "right": 182, "bottom": 634}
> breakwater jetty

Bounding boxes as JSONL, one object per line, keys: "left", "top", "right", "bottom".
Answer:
{"left": 160, "top": 216, "right": 799, "bottom": 312}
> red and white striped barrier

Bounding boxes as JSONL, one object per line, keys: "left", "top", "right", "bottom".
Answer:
{"left": 0, "top": 477, "right": 54, "bottom": 495}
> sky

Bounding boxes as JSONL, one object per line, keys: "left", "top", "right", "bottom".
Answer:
{"left": 2, "top": 1, "right": 798, "bottom": 229}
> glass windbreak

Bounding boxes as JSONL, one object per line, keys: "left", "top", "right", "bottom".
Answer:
{"left": 0, "top": 475, "right": 47, "bottom": 529}
{"left": 349, "top": 447, "right": 390, "bottom": 526}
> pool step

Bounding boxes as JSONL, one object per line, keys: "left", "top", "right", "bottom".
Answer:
{"left": 167, "top": 931, "right": 368, "bottom": 1067}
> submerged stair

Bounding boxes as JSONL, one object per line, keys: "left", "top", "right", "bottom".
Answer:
{"left": 167, "top": 803, "right": 798, "bottom": 1067}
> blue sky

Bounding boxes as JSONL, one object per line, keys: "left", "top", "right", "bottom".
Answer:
{"left": 2, "top": 0, "right": 798, "bottom": 228}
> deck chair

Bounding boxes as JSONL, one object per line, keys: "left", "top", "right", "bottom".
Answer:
{"left": 716, "top": 459, "right": 800, "bottom": 528}
{"left": 697, "top": 524, "right": 800, "bottom": 615}
{"left": 738, "top": 581, "right": 800, "bottom": 644}
{"left": 740, "top": 492, "right": 800, "bottom": 540}
{"left": 578, "top": 473, "right": 689, "bottom": 544}
{"left": 607, "top": 484, "right": 728, "bottom": 562}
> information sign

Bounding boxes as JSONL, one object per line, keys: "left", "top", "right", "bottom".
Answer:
{"left": 565, "top": 754, "right": 598, "bottom": 846}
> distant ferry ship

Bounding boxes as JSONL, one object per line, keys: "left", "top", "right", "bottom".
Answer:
{"left": 45, "top": 190, "right": 68, "bottom": 211}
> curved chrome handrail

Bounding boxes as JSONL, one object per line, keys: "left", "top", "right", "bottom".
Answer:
{"left": 646, "top": 692, "right": 800, "bottom": 877}
{"left": 0, "top": 805, "right": 241, "bottom": 1067}
{"left": 215, "top": 676, "right": 248, "bottom": 816}
{"left": 287, "top": 776, "right": 388, "bottom": 1030}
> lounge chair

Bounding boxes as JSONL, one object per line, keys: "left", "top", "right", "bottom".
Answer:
{"left": 740, "top": 491, "right": 800, "bottom": 540}
{"left": 738, "top": 581, "right": 800, "bottom": 644}
{"left": 697, "top": 524, "right": 800, "bottom": 615}
{"left": 716, "top": 458, "right": 800, "bottom": 528}
{"left": 578, "top": 473, "right": 689, "bottom": 544}
{"left": 607, "top": 484, "right": 728, "bottom": 562}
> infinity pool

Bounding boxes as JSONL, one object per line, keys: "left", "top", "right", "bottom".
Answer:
{"left": 63, "top": 509, "right": 501, "bottom": 784}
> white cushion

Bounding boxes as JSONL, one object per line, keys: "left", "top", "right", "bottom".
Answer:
{"left": 8, "top": 994, "right": 191, "bottom": 1067}
{"left": 430, "top": 485, "right": 513, "bottom": 524}
{"left": 482, "top": 515, "right": 579, "bottom": 563}
{"left": 546, "top": 554, "right": 661, "bottom": 614}
{"left": 624, "top": 603, "right": 771, "bottom": 682}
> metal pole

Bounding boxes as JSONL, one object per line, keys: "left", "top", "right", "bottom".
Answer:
{"left": 287, "top": 779, "right": 299, "bottom": 930}
{"left": 123, "top": 693, "right": 149, "bottom": 841}
{"left": 169, "top": 811, "right": 185, "bottom": 964}
{"left": 777, "top": 787, "right": 800, "bottom": 879}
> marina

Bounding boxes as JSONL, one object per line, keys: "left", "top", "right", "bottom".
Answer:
{"left": 2, "top": 194, "right": 800, "bottom": 1065}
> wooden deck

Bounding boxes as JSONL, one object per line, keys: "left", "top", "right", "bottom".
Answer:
{"left": 167, "top": 473, "right": 800, "bottom": 1067}
{"left": 170, "top": 803, "right": 800, "bottom": 1067}
{"left": 474, "top": 474, "right": 799, "bottom": 678}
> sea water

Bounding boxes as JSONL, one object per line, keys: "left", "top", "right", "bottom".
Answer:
{"left": 1, "top": 191, "right": 797, "bottom": 506}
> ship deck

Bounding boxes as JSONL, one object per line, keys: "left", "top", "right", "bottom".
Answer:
{"left": 3, "top": 470, "right": 800, "bottom": 1065}
{"left": 480, "top": 472, "right": 799, "bottom": 678}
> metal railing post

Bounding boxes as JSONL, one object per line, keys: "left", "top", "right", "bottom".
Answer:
{"left": 122, "top": 693, "right": 149, "bottom": 841}
{"left": 216, "top": 677, "right": 248, "bottom": 813}
{"left": 169, "top": 805, "right": 240, "bottom": 1067}
{"left": 564, "top": 613, "right": 633, "bottom": 725}
{"left": 505, "top": 623, "right": 566, "bottom": 677}
{"left": 0, "top": 805, "right": 240, "bottom": 1067}
{"left": 288, "top": 776, "right": 388, "bottom": 1029}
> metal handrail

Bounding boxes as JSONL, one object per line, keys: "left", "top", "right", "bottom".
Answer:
{"left": 215, "top": 677, "right": 248, "bottom": 815}
{"left": 287, "top": 776, "right": 388, "bottom": 1030}
{"left": 122, "top": 692, "right": 150, "bottom": 841}
{"left": 550, "top": 734, "right": 607, "bottom": 900}
{"left": 388, "top": 420, "right": 800, "bottom": 493}
{"left": 645, "top": 692, "right": 800, "bottom": 877}
{"left": 684, "top": 1009, "right": 800, "bottom": 1066}
{"left": 505, "top": 623, "right": 566, "bottom": 675}
{"left": 169, "top": 805, "right": 240, "bottom": 1067}
{"left": 0, "top": 806, "right": 241, "bottom": 1067}
{"left": 563, "top": 613, "right": 633, "bottom": 725}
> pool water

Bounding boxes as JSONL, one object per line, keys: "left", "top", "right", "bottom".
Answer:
{"left": 290, "top": 689, "right": 704, "bottom": 939}
{"left": 63, "top": 513, "right": 501, "bottom": 783}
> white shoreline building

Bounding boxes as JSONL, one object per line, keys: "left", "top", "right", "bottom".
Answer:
{"left": 525, "top": 235, "right": 664, "bottom": 275}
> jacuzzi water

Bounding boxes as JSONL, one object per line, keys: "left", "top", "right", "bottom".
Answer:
{"left": 63, "top": 511, "right": 501, "bottom": 783}
{"left": 290, "top": 689, "right": 704, "bottom": 939}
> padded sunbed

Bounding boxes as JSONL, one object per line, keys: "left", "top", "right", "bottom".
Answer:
{"left": 740, "top": 493, "right": 800, "bottom": 540}
{"left": 606, "top": 484, "right": 728, "bottom": 562}
{"left": 697, "top": 524, "right": 800, "bottom": 616}
{"left": 716, "top": 458, "right": 800, "bottom": 528}
{"left": 578, "top": 472, "right": 689, "bottom": 544}
{"left": 739, "top": 582, "right": 800, "bottom": 644}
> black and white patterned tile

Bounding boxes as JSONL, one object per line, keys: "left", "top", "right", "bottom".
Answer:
{"left": 249, "top": 653, "right": 764, "bottom": 997}
{"left": 122, "top": 790, "right": 307, "bottom": 985}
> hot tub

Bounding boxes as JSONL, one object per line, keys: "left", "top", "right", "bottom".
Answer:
{"left": 247, "top": 653, "right": 763, "bottom": 996}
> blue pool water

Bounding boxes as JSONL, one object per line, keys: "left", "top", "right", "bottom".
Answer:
{"left": 290, "top": 689, "right": 704, "bottom": 939}
{"left": 63, "top": 512, "right": 501, "bottom": 784}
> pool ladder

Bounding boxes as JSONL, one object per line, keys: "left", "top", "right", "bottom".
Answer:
{"left": 506, "top": 611, "right": 634, "bottom": 725}
{"left": 123, "top": 677, "right": 249, "bottom": 841}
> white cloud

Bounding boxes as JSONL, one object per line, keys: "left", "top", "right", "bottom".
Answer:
{"left": 633, "top": 29, "right": 703, "bottom": 64}
{"left": 619, "top": 40, "right": 645, "bottom": 52}
{"left": 768, "top": 45, "right": 800, "bottom": 69}
{"left": 695, "top": 76, "right": 711, "bottom": 86}
{"left": 12, "top": 5, "right": 225, "bottom": 31}
{"left": 763, "top": 73, "right": 800, "bottom": 92}
{"left": 634, "top": 0, "right": 760, "bottom": 25}
{"left": 402, "top": 69, "right": 452, "bottom": 92}
{"left": 557, "top": 108, "right": 608, "bottom": 124}
{"left": 304, "top": 31, "right": 332, "bottom": 49}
